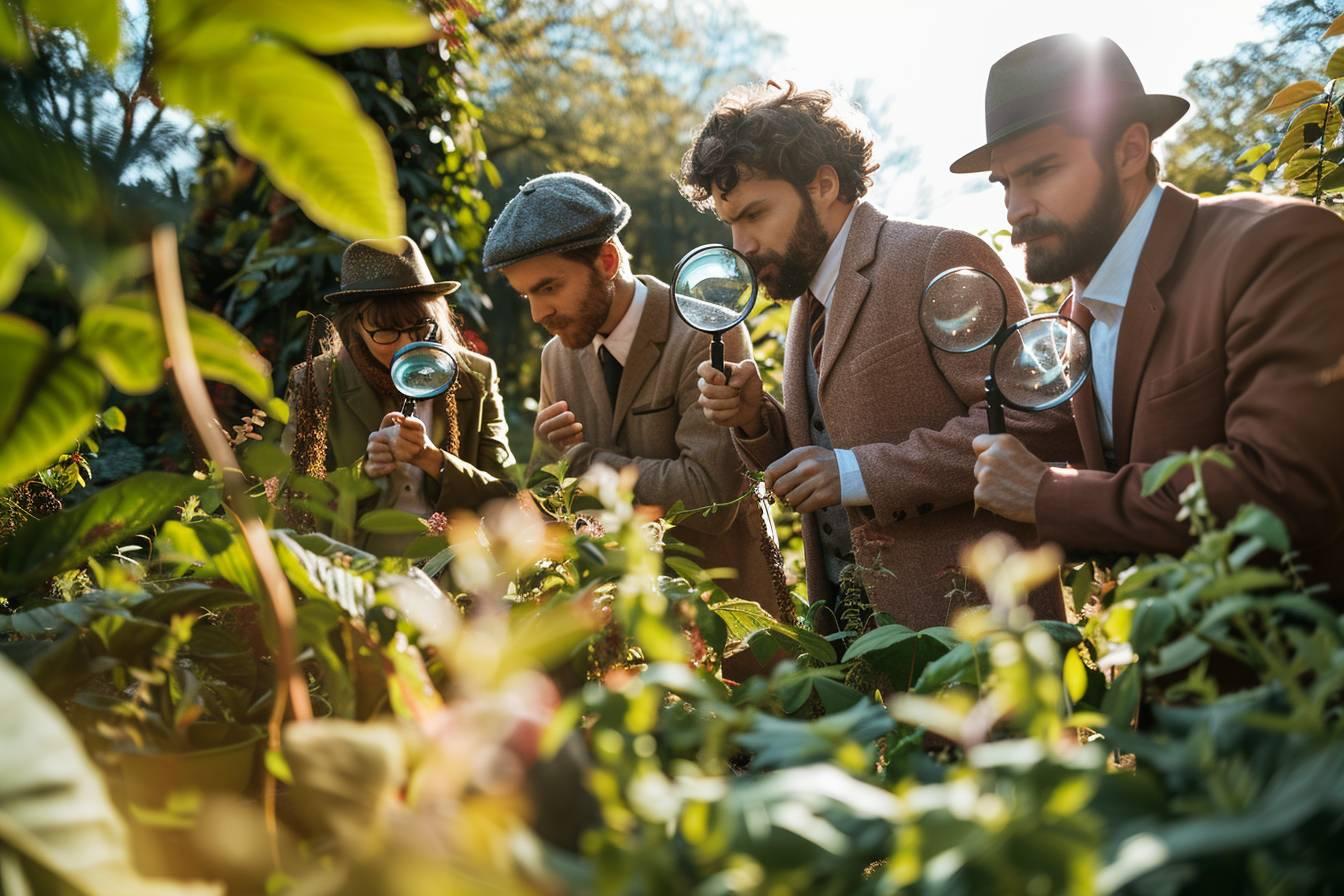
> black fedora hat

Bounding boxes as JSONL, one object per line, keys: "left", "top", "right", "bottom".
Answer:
{"left": 950, "top": 34, "right": 1190, "bottom": 174}
{"left": 323, "top": 236, "right": 461, "bottom": 304}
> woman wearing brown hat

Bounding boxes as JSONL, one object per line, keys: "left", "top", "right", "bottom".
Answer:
{"left": 281, "top": 236, "right": 516, "bottom": 554}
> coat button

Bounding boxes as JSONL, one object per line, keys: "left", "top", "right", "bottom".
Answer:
{"left": 812, "top": 419, "right": 824, "bottom": 432}
{"left": 822, "top": 522, "right": 833, "bottom": 535}
{"left": 893, "top": 509, "right": 906, "bottom": 521}
{"left": 917, "top": 503, "right": 933, "bottom": 515}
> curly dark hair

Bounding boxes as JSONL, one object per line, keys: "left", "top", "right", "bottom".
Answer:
{"left": 679, "top": 81, "right": 879, "bottom": 212}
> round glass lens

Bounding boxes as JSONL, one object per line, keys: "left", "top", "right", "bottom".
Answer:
{"left": 672, "top": 245, "right": 757, "bottom": 333}
{"left": 391, "top": 343, "right": 458, "bottom": 399}
{"left": 992, "top": 317, "right": 1091, "bottom": 410}
{"left": 918, "top": 267, "right": 1007, "bottom": 353}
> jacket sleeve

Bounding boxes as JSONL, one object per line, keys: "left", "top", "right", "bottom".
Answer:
{"left": 527, "top": 342, "right": 563, "bottom": 478}
{"left": 851, "top": 228, "right": 1083, "bottom": 524}
{"left": 1036, "top": 204, "right": 1344, "bottom": 555}
{"left": 567, "top": 325, "right": 756, "bottom": 536}
{"left": 432, "top": 356, "right": 518, "bottom": 511}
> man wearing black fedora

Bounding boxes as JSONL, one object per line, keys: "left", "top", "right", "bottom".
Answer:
{"left": 280, "top": 236, "right": 516, "bottom": 554}
{"left": 959, "top": 34, "right": 1344, "bottom": 595}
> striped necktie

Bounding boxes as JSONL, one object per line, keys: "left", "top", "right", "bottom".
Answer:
{"left": 805, "top": 289, "right": 825, "bottom": 372}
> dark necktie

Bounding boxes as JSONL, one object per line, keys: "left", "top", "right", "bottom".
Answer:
{"left": 597, "top": 344, "right": 622, "bottom": 408}
{"left": 805, "top": 289, "right": 826, "bottom": 372}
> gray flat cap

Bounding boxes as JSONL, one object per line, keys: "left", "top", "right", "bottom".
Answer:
{"left": 482, "top": 172, "right": 631, "bottom": 272}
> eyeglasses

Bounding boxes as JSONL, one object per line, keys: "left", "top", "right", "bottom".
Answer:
{"left": 363, "top": 318, "right": 438, "bottom": 345}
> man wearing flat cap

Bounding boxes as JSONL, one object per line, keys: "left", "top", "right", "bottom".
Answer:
{"left": 958, "top": 33, "right": 1344, "bottom": 596}
{"left": 482, "top": 172, "right": 781, "bottom": 619}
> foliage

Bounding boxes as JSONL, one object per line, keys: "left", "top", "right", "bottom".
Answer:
{"left": 1165, "top": 1, "right": 1344, "bottom": 200}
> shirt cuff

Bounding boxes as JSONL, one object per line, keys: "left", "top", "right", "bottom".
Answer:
{"left": 836, "top": 448, "right": 871, "bottom": 506}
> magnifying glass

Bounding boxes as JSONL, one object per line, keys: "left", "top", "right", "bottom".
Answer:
{"left": 672, "top": 244, "right": 759, "bottom": 373}
{"left": 389, "top": 323, "right": 459, "bottom": 418}
{"left": 918, "top": 266, "right": 1090, "bottom": 434}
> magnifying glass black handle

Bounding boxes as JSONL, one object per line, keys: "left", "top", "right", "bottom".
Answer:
{"left": 400, "top": 396, "right": 416, "bottom": 418}
{"left": 711, "top": 334, "right": 726, "bottom": 374}
{"left": 984, "top": 375, "right": 1006, "bottom": 435}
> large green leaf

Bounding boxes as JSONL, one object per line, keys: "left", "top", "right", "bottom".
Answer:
{"left": 156, "top": 520, "right": 264, "bottom": 599}
{"left": 0, "top": 473, "right": 205, "bottom": 591}
{"left": 0, "top": 313, "right": 50, "bottom": 435}
{"left": 79, "top": 295, "right": 286, "bottom": 420}
{"left": 0, "top": 656, "right": 221, "bottom": 896}
{"left": 180, "top": 0, "right": 433, "bottom": 56}
{"left": 0, "top": 351, "right": 105, "bottom": 490}
{"left": 0, "top": 191, "right": 45, "bottom": 307}
{"left": 158, "top": 41, "right": 404, "bottom": 240}
{"left": 27, "top": 0, "right": 122, "bottom": 67}
{"left": 77, "top": 302, "right": 166, "bottom": 393}
{"left": 0, "top": 4, "right": 29, "bottom": 62}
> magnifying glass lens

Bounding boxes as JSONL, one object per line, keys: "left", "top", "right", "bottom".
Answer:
{"left": 993, "top": 317, "right": 1090, "bottom": 409}
{"left": 919, "top": 267, "right": 1007, "bottom": 353}
{"left": 673, "top": 246, "right": 757, "bottom": 333}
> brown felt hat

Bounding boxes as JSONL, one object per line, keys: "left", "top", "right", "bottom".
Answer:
{"left": 951, "top": 33, "right": 1190, "bottom": 174}
{"left": 323, "top": 236, "right": 460, "bottom": 304}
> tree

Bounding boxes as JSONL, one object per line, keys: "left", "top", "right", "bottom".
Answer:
{"left": 466, "top": 0, "right": 781, "bottom": 450}
{"left": 1164, "top": 0, "right": 1341, "bottom": 194}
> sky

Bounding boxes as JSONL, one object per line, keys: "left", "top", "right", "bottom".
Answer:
{"left": 734, "top": 0, "right": 1272, "bottom": 239}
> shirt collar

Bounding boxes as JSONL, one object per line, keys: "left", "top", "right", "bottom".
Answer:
{"left": 1079, "top": 183, "right": 1164, "bottom": 310}
{"left": 808, "top": 202, "right": 861, "bottom": 310}
{"left": 592, "top": 277, "right": 647, "bottom": 366}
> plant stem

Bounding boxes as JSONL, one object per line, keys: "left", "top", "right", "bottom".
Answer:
{"left": 150, "top": 226, "right": 311, "bottom": 866}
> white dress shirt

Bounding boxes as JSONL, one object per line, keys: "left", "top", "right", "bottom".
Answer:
{"left": 807, "top": 204, "right": 870, "bottom": 507}
{"left": 593, "top": 277, "right": 648, "bottom": 366}
{"left": 1075, "top": 184, "right": 1164, "bottom": 451}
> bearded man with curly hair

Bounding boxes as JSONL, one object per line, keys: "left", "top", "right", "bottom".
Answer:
{"left": 685, "top": 81, "right": 1081, "bottom": 630}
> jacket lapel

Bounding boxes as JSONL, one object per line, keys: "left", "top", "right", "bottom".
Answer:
{"left": 612, "top": 276, "right": 670, "bottom": 434}
{"left": 334, "top": 349, "right": 389, "bottom": 443}
{"left": 1061, "top": 297, "right": 1107, "bottom": 470}
{"left": 782, "top": 296, "right": 812, "bottom": 450}
{"left": 1109, "top": 186, "right": 1198, "bottom": 466}
{"left": 817, "top": 202, "right": 879, "bottom": 392}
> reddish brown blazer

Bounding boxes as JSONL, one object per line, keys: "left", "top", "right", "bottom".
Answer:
{"left": 735, "top": 202, "right": 1083, "bottom": 630}
{"left": 1038, "top": 186, "right": 1344, "bottom": 595}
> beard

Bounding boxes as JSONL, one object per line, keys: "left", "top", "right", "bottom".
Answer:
{"left": 746, "top": 196, "right": 831, "bottom": 300}
{"left": 1014, "top": 168, "right": 1127, "bottom": 284}
{"left": 547, "top": 268, "right": 614, "bottom": 349}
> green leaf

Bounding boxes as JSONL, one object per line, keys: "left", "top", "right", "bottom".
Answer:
{"left": 207, "top": 0, "right": 433, "bottom": 54}
{"left": 1101, "top": 664, "right": 1141, "bottom": 726}
{"left": 1234, "top": 142, "right": 1273, "bottom": 167}
{"left": 1261, "top": 80, "right": 1325, "bottom": 115}
{"left": 0, "top": 5, "right": 29, "bottom": 62}
{"left": 0, "top": 656, "right": 222, "bottom": 896}
{"left": 0, "top": 192, "right": 45, "bottom": 306}
{"left": 841, "top": 623, "right": 917, "bottom": 662}
{"left": 77, "top": 303, "right": 167, "bottom": 393}
{"left": 0, "top": 473, "right": 205, "bottom": 591}
{"left": 1036, "top": 619, "right": 1084, "bottom": 649}
{"left": 1129, "top": 598, "right": 1177, "bottom": 655}
{"left": 1228, "top": 504, "right": 1291, "bottom": 553}
{"left": 0, "top": 351, "right": 106, "bottom": 490}
{"left": 27, "top": 0, "right": 122, "bottom": 67}
{"left": 1068, "top": 561, "right": 1094, "bottom": 615}
{"left": 106, "top": 295, "right": 286, "bottom": 422}
{"left": 1200, "top": 568, "right": 1288, "bottom": 599}
{"left": 1141, "top": 451, "right": 1192, "bottom": 496}
{"left": 158, "top": 41, "right": 403, "bottom": 240}
{"left": 0, "top": 313, "right": 50, "bottom": 435}
{"left": 1319, "top": 161, "right": 1344, "bottom": 193}
{"left": 357, "top": 508, "right": 429, "bottom": 536}
{"left": 1063, "top": 647, "right": 1088, "bottom": 704}
{"left": 914, "top": 640, "right": 986, "bottom": 693}
{"left": 100, "top": 407, "right": 127, "bottom": 432}
{"left": 710, "top": 596, "right": 778, "bottom": 642}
